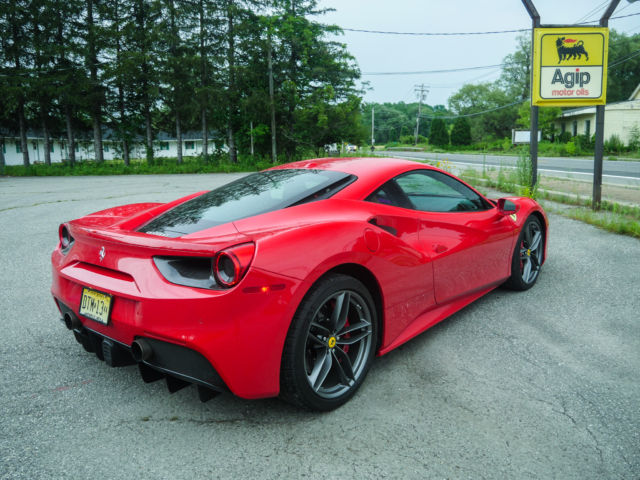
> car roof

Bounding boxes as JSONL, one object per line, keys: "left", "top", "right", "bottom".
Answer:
{"left": 269, "top": 157, "right": 436, "bottom": 197}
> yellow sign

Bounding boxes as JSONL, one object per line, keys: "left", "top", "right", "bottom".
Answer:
{"left": 532, "top": 27, "right": 609, "bottom": 107}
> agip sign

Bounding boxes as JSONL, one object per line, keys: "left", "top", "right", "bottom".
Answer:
{"left": 532, "top": 27, "right": 609, "bottom": 107}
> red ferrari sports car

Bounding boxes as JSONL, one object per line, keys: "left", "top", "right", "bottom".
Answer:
{"left": 51, "top": 157, "right": 547, "bottom": 410}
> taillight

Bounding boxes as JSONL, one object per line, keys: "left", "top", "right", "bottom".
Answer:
{"left": 153, "top": 242, "right": 255, "bottom": 290}
{"left": 59, "top": 224, "right": 74, "bottom": 253}
{"left": 213, "top": 243, "right": 255, "bottom": 288}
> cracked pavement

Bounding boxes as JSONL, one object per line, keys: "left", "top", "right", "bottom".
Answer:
{"left": 1, "top": 173, "right": 638, "bottom": 479}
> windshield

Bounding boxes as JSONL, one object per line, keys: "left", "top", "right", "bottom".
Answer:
{"left": 139, "top": 169, "right": 354, "bottom": 237}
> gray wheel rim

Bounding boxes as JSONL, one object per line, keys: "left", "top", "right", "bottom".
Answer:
{"left": 303, "top": 290, "right": 373, "bottom": 399}
{"left": 519, "top": 221, "right": 543, "bottom": 284}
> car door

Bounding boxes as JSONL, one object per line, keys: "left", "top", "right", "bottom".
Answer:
{"left": 383, "top": 170, "right": 517, "bottom": 305}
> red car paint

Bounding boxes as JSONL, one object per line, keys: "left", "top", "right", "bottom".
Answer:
{"left": 51, "top": 157, "right": 548, "bottom": 399}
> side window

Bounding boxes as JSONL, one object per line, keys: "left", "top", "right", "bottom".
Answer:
{"left": 368, "top": 170, "right": 490, "bottom": 212}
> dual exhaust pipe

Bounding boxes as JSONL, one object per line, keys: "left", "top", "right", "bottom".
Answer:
{"left": 63, "top": 312, "right": 153, "bottom": 363}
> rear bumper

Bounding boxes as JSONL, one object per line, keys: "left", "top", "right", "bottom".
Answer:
{"left": 57, "top": 300, "right": 228, "bottom": 394}
{"left": 51, "top": 249, "right": 302, "bottom": 399}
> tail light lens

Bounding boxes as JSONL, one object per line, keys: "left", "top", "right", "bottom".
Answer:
{"left": 153, "top": 242, "right": 255, "bottom": 290}
{"left": 214, "top": 243, "right": 255, "bottom": 288}
{"left": 59, "top": 224, "right": 74, "bottom": 253}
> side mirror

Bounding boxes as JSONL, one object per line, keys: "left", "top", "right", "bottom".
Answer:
{"left": 497, "top": 198, "right": 519, "bottom": 215}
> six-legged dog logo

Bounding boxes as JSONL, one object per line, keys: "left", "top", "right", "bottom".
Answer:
{"left": 555, "top": 37, "right": 589, "bottom": 63}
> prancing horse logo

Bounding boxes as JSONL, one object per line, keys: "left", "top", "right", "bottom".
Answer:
{"left": 99, "top": 246, "right": 106, "bottom": 262}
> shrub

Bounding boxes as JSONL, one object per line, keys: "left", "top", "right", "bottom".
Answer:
{"left": 450, "top": 117, "right": 472, "bottom": 146}
{"left": 604, "top": 134, "right": 624, "bottom": 155}
{"left": 429, "top": 118, "right": 449, "bottom": 148}
{"left": 565, "top": 141, "right": 577, "bottom": 156}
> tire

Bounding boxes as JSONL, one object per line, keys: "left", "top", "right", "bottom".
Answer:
{"left": 504, "top": 215, "right": 544, "bottom": 291}
{"left": 280, "top": 274, "right": 377, "bottom": 411}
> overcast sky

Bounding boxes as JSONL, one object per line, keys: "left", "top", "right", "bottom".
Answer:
{"left": 315, "top": 0, "right": 640, "bottom": 107}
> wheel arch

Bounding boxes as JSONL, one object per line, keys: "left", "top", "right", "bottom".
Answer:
{"left": 316, "top": 263, "right": 385, "bottom": 352}
{"left": 528, "top": 209, "right": 548, "bottom": 264}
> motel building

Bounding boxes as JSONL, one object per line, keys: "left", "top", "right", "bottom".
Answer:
{"left": 0, "top": 130, "right": 227, "bottom": 166}
{"left": 554, "top": 83, "right": 640, "bottom": 144}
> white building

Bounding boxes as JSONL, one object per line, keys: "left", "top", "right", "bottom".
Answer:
{"left": 1, "top": 131, "right": 226, "bottom": 166}
{"left": 554, "top": 83, "right": 640, "bottom": 145}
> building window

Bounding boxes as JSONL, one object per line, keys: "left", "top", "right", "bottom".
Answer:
{"left": 572, "top": 121, "right": 578, "bottom": 137}
{"left": 104, "top": 144, "right": 109, "bottom": 152}
{"left": 50, "top": 143, "right": 54, "bottom": 153}
{"left": 160, "top": 142, "right": 169, "bottom": 150}
{"left": 16, "top": 141, "right": 21, "bottom": 153}
{"left": 185, "top": 141, "right": 194, "bottom": 150}
{"left": 560, "top": 123, "right": 566, "bottom": 134}
{"left": 2, "top": 142, "right": 5, "bottom": 154}
{"left": 585, "top": 120, "right": 591, "bottom": 137}
{"left": 75, "top": 144, "right": 79, "bottom": 152}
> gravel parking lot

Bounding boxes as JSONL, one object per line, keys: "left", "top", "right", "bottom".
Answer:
{"left": 1, "top": 173, "right": 639, "bottom": 479}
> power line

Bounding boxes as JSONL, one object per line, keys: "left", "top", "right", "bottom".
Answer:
{"left": 362, "top": 64, "right": 505, "bottom": 76}
{"left": 342, "top": 27, "right": 528, "bottom": 36}
{"left": 342, "top": 12, "right": 640, "bottom": 37}
{"left": 421, "top": 100, "right": 523, "bottom": 120}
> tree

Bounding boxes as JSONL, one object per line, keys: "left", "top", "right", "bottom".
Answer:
{"left": 499, "top": 33, "right": 531, "bottom": 101}
{"left": 429, "top": 118, "right": 449, "bottom": 147}
{"left": 516, "top": 101, "right": 561, "bottom": 140}
{"left": 448, "top": 83, "right": 517, "bottom": 141}
{"left": 607, "top": 30, "right": 640, "bottom": 103}
{"left": 450, "top": 117, "right": 471, "bottom": 146}
{"left": 0, "top": 0, "right": 31, "bottom": 165}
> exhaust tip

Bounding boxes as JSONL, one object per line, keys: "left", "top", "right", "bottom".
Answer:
{"left": 63, "top": 312, "right": 81, "bottom": 330}
{"left": 131, "top": 339, "right": 153, "bottom": 362}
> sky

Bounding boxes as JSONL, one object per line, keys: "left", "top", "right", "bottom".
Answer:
{"left": 315, "top": 0, "right": 640, "bottom": 107}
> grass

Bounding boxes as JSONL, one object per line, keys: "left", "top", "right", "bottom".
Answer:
{"left": 457, "top": 163, "right": 640, "bottom": 239}
{"left": 2, "top": 155, "right": 275, "bottom": 176}
{"left": 383, "top": 140, "right": 640, "bottom": 160}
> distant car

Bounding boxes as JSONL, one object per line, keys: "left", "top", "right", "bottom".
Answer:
{"left": 346, "top": 144, "right": 357, "bottom": 152}
{"left": 51, "top": 157, "right": 548, "bottom": 411}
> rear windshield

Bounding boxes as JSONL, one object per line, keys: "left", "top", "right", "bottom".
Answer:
{"left": 139, "top": 169, "right": 354, "bottom": 237}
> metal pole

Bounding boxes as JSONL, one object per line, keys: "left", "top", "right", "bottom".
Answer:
{"left": 371, "top": 106, "right": 375, "bottom": 150}
{"left": 521, "top": 0, "right": 540, "bottom": 189}
{"left": 592, "top": 0, "right": 621, "bottom": 210}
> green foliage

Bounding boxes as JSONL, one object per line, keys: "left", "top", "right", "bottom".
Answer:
{"left": 428, "top": 118, "right": 449, "bottom": 147}
{"left": 450, "top": 117, "right": 471, "bottom": 146}
{"left": 604, "top": 134, "right": 624, "bottom": 155}
{"left": 3, "top": 155, "right": 273, "bottom": 176}
{"left": 628, "top": 124, "right": 640, "bottom": 151}
{"left": 565, "top": 141, "right": 577, "bottom": 156}
{"left": 447, "top": 83, "right": 518, "bottom": 142}
{"left": 0, "top": 0, "right": 363, "bottom": 165}
{"left": 516, "top": 101, "right": 562, "bottom": 139}
{"left": 607, "top": 30, "right": 640, "bottom": 103}
{"left": 362, "top": 102, "right": 451, "bottom": 145}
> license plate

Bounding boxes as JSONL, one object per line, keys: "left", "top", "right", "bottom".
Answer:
{"left": 79, "top": 287, "right": 113, "bottom": 325}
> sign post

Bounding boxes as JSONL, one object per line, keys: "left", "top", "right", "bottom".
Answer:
{"left": 523, "top": 0, "right": 619, "bottom": 211}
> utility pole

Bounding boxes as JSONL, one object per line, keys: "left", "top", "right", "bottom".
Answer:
{"left": 414, "top": 84, "right": 428, "bottom": 145}
{"left": 268, "top": 36, "right": 277, "bottom": 163}
{"left": 250, "top": 120, "right": 254, "bottom": 156}
{"left": 371, "top": 106, "right": 375, "bottom": 151}
{"left": 593, "top": 0, "right": 621, "bottom": 210}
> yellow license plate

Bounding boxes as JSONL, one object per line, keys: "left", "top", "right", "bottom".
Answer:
{"left": 79, "top": 287, "right": 113, "bottom": 325}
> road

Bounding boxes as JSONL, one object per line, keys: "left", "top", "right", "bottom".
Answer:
{"left": 1, "top": 174, "right": 639, "bottom": 479}
{"left": 377, "top": 150, "right": 640, "bottom": 187}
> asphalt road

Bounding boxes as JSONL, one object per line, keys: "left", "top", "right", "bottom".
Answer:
{"left": 1, "top": 174, "right": 639, "bottom": 479}
{"left": 377, "top": 151, "right": 640, "bottom": 187}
